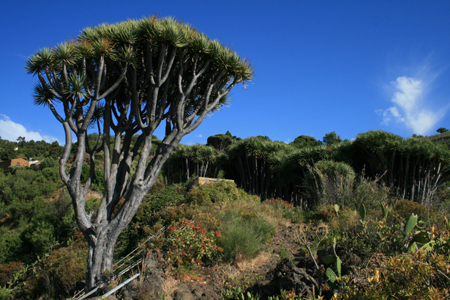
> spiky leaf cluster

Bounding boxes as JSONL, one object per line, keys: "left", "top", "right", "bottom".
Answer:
{"left": 26, "top": 16, "right": 253, "bottom": 135}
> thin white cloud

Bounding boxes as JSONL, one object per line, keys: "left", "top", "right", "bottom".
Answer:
{"left": 0, "top": 114, "right": 60, "bottom": 143}
{"left": 378, "top": 76, "right": 444, "bottom": 135}
{"left": 196, "top": 134, "right": 203, "bottom": 138}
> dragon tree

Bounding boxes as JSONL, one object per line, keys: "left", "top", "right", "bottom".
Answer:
{"left": 26, "top": 16, "right": 252, "bottom": 291}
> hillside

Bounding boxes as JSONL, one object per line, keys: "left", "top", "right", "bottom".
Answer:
{"left": 424, "top": 131, "right": 450, "bottom": 149}
{"left": 2, "top": 176, "right": 450, "bottom": 299}
{"left": 1, "top": 130, "right": 450, "bottom": 299}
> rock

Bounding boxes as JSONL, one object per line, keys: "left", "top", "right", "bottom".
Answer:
{"left": 171, "top": 282, "right": 222, "bottom": 300}
{"left": 172, "top": 286, "right": 197, "bottom": 300}
{"left": 272, "top": 258, "right": 317, "bottom": 299}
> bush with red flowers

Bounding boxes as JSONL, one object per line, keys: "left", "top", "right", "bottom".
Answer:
{"left": 164, "top": 218, "right": 223, "bottom": 269}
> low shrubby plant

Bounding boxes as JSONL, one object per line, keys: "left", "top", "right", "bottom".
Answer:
{"left": 0, "top": 262, "right": 23, "bottom": 287}
{"left": 187, "top": 181, "right": 258, "bottom": 205}
{"left": 218, "top": 209, "right": 275, "bottom": 261}
{"left": 164, "top": 218, "right": 223, "bottom": 269}
{"left": 340, "top": 252, "right": 450, "bottom": 299}
{"left": 305, "top": 167, "right": 393, "bottom": 223}
{"left": 190, "top": 207, "right": 221, "bottom": 232}
{"left": 328, "top": 204, "right": 450, "bottom": 299}
{"left": 349, "top": 174, "right": 391, "bottom": 211}
{"left": 23, "top": 239, "right": 88, "bottom": 299}
{"left": 307, "top": 160, "right": 356, "bottom": 208}
{"left": 262, "top": 198, "right": 304, "bottom": 222}
{"left": 393, "top": 199, "right": 440, "bottom": 225}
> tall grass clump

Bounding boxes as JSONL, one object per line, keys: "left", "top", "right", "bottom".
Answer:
{"left": 217, "top": 209, "right": 275, "bottom": 261}
{"left": 304, "top": 160, "right": 356, "bottom": 209}
{"left": 304, "top": 160, "right": 396, "bottom": 214}
{"left": 261, "top": 198, "right": 305, "bottom": 224}
{"left": 349, "top": 174, "right": 392, "bottom": 211}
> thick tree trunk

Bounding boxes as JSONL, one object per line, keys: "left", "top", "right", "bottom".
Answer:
{"left": 83, "top": 163, "right": 160, "bottom": 291}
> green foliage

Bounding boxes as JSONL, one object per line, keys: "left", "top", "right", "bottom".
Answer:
{"left": 349, "top": 174, "right": 391, "bottom": 211}
{"left": 358, "top": 204, "right": 366, "bottom": 222}
{"left": 404, "top": 213, "right": 417, "bottom": 235}
{"left": 164, "top": 218, "right": 223, "bottom": 269}
{"left": 341, "top": 252, "right": 450, "bottom": 299}
{"left": 188, "top": 181, "right": 257, "bottom": 206}
{"left": 290, "top": 135, "right": 322, "bottom": 149}
{"left": 0, "top": 285, "right": 14, "bottom": 300}
{"left": 0, "top": 139, "right": 63, "bottom": 161}
{"left": 278, "top": 244, "right": 291, "bottom": 264}
{"left": 0, "top": 228, "right": 21, "bottom": 264}
{"left": 217, "top": 209, "right": 275, "bottom": 261}
{"left": 0, "top": 141, "right": 16, "bottom": 160}
{"left": 326, "top": 199, "right": 450, "bottom": 299}
{"left": 80, "top": 163, "right": 105, "bottom": 192}
{"left": 3, "top": 128, "right": 450, "bottom": 297}
{"left": 115, "top": 180, "right": 189, "bottom": 256}
{"left": 393, "top": 200, "right": 440, "bottom": 224}
{"left": 322, "top": 131, "right": 342, "bottom": 146}
{"left": 350, "top": 130, "right": 450, "bottom": 205}
{"left": 261, "top": 198, "right": 305, "bottom": 223}
{"left": 207, "top": 133, "right": 233, "bottom": 151}
{"left": 325, "top": 238, "right": 342, "bottom": 290}
{"left": 334, "top": 204, "right": 340, "bottom": 216}
{"left": 164, "top": 144, "right": 219, "bottom": 184}
{"left": 23, "top": 239, "right": 88, "bottom": 299}
{"left": 305, "top": 160, "right": 356, "bottom": 208}
{"left": 0, "top": 163, "right": 74, "bottom": 265}
{"left": 381, "top": 203, "right": 389, "bottom": 219}
{"left": 0, "top": 262, "right": 23, "bottom": 287}
{"left": 437, "top": 127, "right": 449, "bottom": 134}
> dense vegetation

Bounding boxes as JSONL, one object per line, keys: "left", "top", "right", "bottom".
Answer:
{"left": 164, "top": 130, "right": 450, "bottom": 208}
{"left": 0, "top": 138, "right": 63, "bottom": 161}
{"left": 0, "top": 129, "right": 449, "bottom": 299}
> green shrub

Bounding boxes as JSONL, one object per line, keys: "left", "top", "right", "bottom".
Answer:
{"left": 115, "top": 184, "right": 189, "bottom": 257}
{"left": 348, "top": 175, "right": 391, "bottom": 212}
{"left": 0, "top": 228, "right": 21, "bottom": 264}
{"left": 38, "top": 157, "right": 58, "bottom": 170}
{"left": 0, "top": 285, "right": 14, "bottom": 300}
{"left": 0, "top": 262, "right": 23, "bottom": 286}
{"left": 24, "top": 239, "right": 88, "bottom": 299}
{"left": 187, "top": 181, "right": 257, "bottom": 205}
{"left": 341, "top": 252, "right": 450, "bottom": 299}
{"left": 164, "top": 218, "right": 223, "bottom": 269}
{"left": 328, "top": 207, "right": 359, "bottom": 233}
{"left": 393, "top": 200, "right": 440, "bottom": 224}
{"left": 190, "top": 208, "right": 221, "bottom": 232}
{"left": 304, "top": 160, "right": 356, "bottom": 209}
{"left": 217, "top": 209, "right": 275, "bottom": 261}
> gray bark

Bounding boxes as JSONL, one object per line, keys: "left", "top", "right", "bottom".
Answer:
{"left": 34, "top": 41, "right": 241, "bottom": 292}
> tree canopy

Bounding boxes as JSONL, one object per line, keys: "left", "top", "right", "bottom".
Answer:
{"left": 437, "top": 127, "right": 449, "bottom": 134}
{"left": 207, "top": 132, "right": 233, "bottom": 151}
{"left": 322, "top": 131, "right": 342, "bottom": 145}
{"left": 290, "top": 135, "right": 322, "bottom": 149}
{"left": 26, "top": 16, "right": 252, "bottom": 291}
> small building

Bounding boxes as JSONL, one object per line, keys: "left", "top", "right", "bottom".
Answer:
{"left": 0, "top": 158, "right": 40, "bottom": 172}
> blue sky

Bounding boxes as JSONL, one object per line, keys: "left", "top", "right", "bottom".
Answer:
{"left": 1, "top": 0, "right": 449, "bottom": 145}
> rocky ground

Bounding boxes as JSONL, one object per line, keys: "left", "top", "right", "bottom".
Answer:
{"left": 105, "top": 222, "right": 349, "bottom": 300}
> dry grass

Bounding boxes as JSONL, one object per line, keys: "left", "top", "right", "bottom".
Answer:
{"left": 234, "top": 250, "right": 275, "bottom": 272}
{"left": 159, "top": 276, "right": 179, "bottom": 300}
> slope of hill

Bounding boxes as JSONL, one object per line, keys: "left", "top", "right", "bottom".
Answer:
{"left": 424, "top": 131, "right": 450, "bottom": 148}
